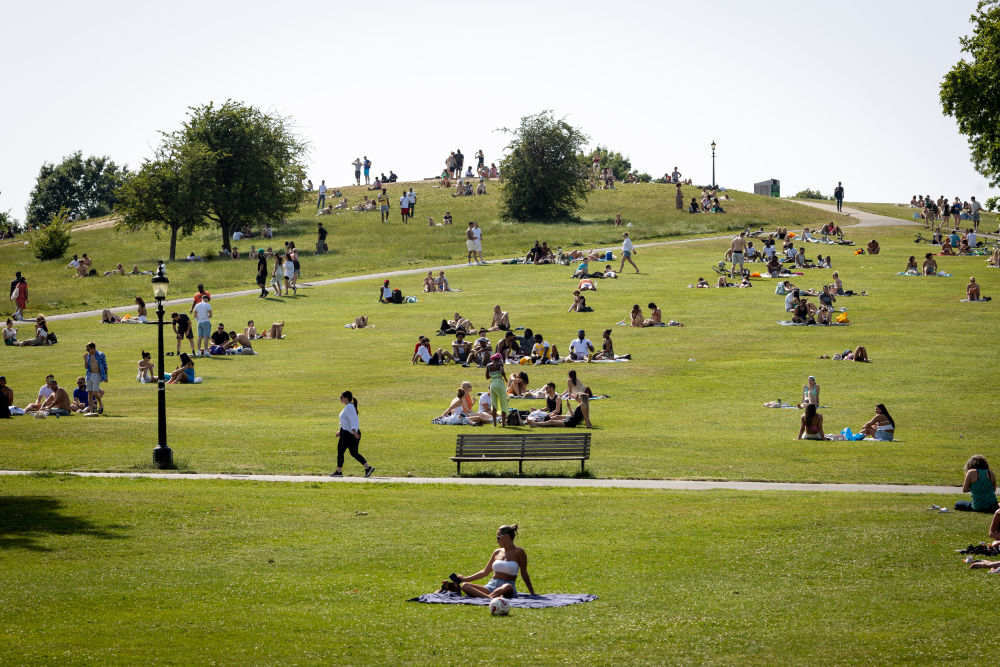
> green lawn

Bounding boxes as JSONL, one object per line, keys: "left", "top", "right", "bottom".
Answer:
{"left": 0, "top": 475, "right": 992, "bottom": 664}
{"left": 2, "top": 223, "right": 997, "bottom": 485}
{"left": 2, "top": 183, "right": 833, "bottom": 316}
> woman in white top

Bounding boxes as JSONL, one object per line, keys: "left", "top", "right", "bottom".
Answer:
{"left": 331, "top": 391, "right": 374, "bottom": 477}
{"left": 458, "top": 524, "right": 535, "bottom": 598}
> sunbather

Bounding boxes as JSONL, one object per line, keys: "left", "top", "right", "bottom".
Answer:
{"left": 261, "top": 321, "right": 285, "bottom": 339}
{"left": 923, "top": 253, "right": 939, "bottom": 276}
{"left": 859, "top": 403, "right": 895, "bottom": 440}
{"left": 967, "top": 276, "right": 989, "bottom": 301}
{"left": 423, "top": 272, "right": 437, "bottom": 293}
{"left": 629, "top": 305, "right": 644, "bottom": 327}
{"left": 592, "top": 329, "right": 616, "bottom": 360}
{"left": 506, "top": 371, "right": 529, "bottom": 397}
{"left": 643, "top": 303, "right": 663, "bottom": 327}
{"left": 488, "top": 305, "right": 511, "bottom": 331}
{"left": 797, "top": 403, "right": 826, "bottom": 440}
{"left": 166, "top": 353, "right": 195, "bottom": 384}
{"left": 346, "top": 315, "right": 368, "bottom": 329}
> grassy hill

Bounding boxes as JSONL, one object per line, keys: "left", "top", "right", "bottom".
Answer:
{"left": 3, "top": 183, "right": 834, "bottom": 316}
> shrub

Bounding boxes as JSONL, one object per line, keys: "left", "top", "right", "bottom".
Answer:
{"left": 986, "top": 196, "right": 999, "bottom": 212}
{"left": 795, "top": 188, "right": 830, "bottom": 200}
{"left": 28, "top": 209, "right": 73, "bottom": 260}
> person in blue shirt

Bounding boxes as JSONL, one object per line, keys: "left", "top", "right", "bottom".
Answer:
{"left": 70, "top": 376, "right": 91, "bottom": 413}
{"left": 84, "top": 342, "right": 108, "bottom": 414}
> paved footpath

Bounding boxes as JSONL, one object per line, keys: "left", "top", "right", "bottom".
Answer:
{"left": 0, "top": 470, "right": 959, "bottom": 495}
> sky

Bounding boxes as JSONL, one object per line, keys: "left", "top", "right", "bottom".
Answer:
{"left": 0, "top": 0, "right": 991, "bottom": 221}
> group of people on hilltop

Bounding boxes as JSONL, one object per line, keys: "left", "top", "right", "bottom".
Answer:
{"left": 911, "top": 194, "right": 985, "bottom": 231}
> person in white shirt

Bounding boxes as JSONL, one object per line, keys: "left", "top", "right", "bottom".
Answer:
{"left": 399, "top": 193, "right": 410, "bottom": 223}
{"left": 472, "top": 222, "right": 484, "bottom": 264}
{"left": 317, "top": 180, "right": 327, "bottom": 210}
{"left": 967, "top": 229, "right": 977, "bottom": 247}
{"left": 407, "top": 188, "right": 416, "bottom": 217}
{"left": 23, "top": 375, "right": 55, "bottom": 412}
{"left": 331, "top": 390, "right": 374, "bottom": 478}
{"left": 618, "top": 232, "right": 639, "bottom": 273}
{"left": 192, "top": 295, "right": 213, "bottom": 356}
{"left": 568, "top": 330, "right": 594, "bottom": 361}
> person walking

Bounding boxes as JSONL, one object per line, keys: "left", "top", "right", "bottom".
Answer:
{"left": 284, "top": 251, "right": 297, "bottom": 296}
{"left": 400, "top": 191, "right": 410, "bottom": 224}
{"left": 352, "top": 157, "right": 362, "bottom": 186}
{"left": 256, "top": 249, "right": 269, "bottom": 297}
{"left": 331, "top": 390, "right": 375, "bottom": 478}
{"left": 971, "top": 195, "right": 982, "bottom": 232}
{"left": 466, "top": 222, "right": 477, "bottom": 264}
{"left": 475, "top": 149, "right": 484, "bottom": 171}
{"left": 618, "top": 232, "right": 639, "bottom": 273}
{"left": 83, "top": 341, "right": 108, "bottom": 414}
{"left": 834, "top": 181, "right": 845, "bottom": 213}
{"left": 472, "top": 221, "right": 484, "bottom": 264}
{"left": 316, "top": 222, "right": 328, "bottom": 254}
{"left": 271, "top": 253, "right": 285, "bottom": 296}
{"left": 317, "top": 180, "right": 327, "bottom": 210}
{"left": 9, "top": 271, "right": 27, "bottom": 321}
{"left": 455, "top": 149, "right": 464, "bottom": 179}
{"left": 363, "top": 156, "right": 372, "bottom": 185}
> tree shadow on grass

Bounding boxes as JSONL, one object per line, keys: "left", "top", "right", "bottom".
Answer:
{"left": 0, "top": 496, "right": 128, "bottom": 552}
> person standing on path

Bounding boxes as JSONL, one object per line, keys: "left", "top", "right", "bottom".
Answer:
{"left": 971, "top": 195, "right": 982, "bottom": 232}
{"left": 455, "top": 149, "right": 464, "bottom": 179}
{"left": 256, "top": 249, "right": 269, "bottom": 297}
{"left": 316, "top": 222, "right": 328, "bottom": 254}
{"left": 272, "top": 253, "right": 285, "bottom": 296}
{"left": 473, "top": 221, "right": 484, "bottom": 264}
{"left": 618, "top": 232, "right": 639, "bottom": 273}
{"left": 675, "top": 184, "right": 684, "bottom": 210}
{"left": 192, "top": 294, "right": 213, "bottom": 357}
{"left": 352, "top": 158, "right": 362, "bottom": 186}
{"left": 9, "top": 271, "right": 27, "bottom": 321}
{"left": 84, "top": 341, "right": 107, "bottom": 414}
{"left": 466, "top": 222, "right": 477, "bottom": 264}
{"left": 834, "top": 181, "right": 845, "bottom": 213}
{"left": 363, "top": 156, "right": 372, "bottom": 185}
{"left": 190, "top": 284, "right": 211, "bottom": 314}
{"left": 317, "top": 180, "right": 327, "bottom": 210}
{"left": 378, "top": 188, "right": 390, "bottom": 223}
{"left": 331, "top": 390, "right": 375, "bottom": 478}
{"left": 730, "top": 232, "right": 746, "bottom": 278}
{"left": 399, "top": 191, "right": 410, "bottom": 224}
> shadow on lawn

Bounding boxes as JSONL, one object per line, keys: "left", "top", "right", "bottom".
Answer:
{"left": 460, "top": 470, "right": 595, "bottom": 479}
{"left": 0, "top": 496, "right": 128, "bottom": 552}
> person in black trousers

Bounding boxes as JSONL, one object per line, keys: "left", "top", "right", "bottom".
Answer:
{"left": 332, "top": 390, "right": 375, "bottom": 478}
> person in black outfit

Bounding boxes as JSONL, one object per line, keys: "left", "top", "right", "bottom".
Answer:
{"left": 256, "top": 250, "right": 269, "bottom": 297}
{"left": 317, "top": 223, "right": 328, "bottom": 255}
{"left": 834, "top": 181, "right": 845, "bottom": 213}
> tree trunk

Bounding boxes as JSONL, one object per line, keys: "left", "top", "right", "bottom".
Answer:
{"left": 220, "top": 221, "right": 232, "bottom": 251}
{"left": 168, "top": 225, "right": 178, "bottom": 261}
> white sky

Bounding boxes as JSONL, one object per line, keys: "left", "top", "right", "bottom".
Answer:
{"left": 0, "top": 0, "right": 991, "bottom": 221}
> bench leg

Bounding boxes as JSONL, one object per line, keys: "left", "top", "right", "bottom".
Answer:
{"left": 456, "top": 462, "right": 461, "bottom": 475}
{"left": 580, "top": 460, "right": 585, "bottom": 474}
{"left": 518, "top": 460, "right": 523, "bottom": 475}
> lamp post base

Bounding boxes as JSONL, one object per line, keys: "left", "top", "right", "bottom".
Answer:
{"left": 153, "top": 445, "right": 175, "bottom": 470}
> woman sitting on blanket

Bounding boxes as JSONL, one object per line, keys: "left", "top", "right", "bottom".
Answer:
{"left": 488, "top": 305, "right": 511, "bottom": 331}
{"left": 166, "top": 353, "right": 195, "bottom": 384}
{"left": 941, "top": 238, "right": 955, "bottom": 255}
{"left": 797, "top": 403, "right": 826, "bottom": 440}
{"left": 440, "top": 384, "right": 474, "bottom": 419}
{"left": 17, "top": 316, "right": 50, "bottom": 346}
{"left": 860, "top": 403, "right": 895, "bottom": 441}
{"left": 904, "top": 256, "right": 919, "bottom": 274}
{"left": 506, "top": 371, "right": 529, "bottom": 397}
{"left": 923, "top": 253, "right": 939, "bottom": 276}
{"left": 457, "top": 524, "right": 535, "bottom": 599}
{"left": 643, "top": 303, "right": 663, "bottom": 327}
{"left": 629, "top": 305, "right": 644, "bottom": 327}
{"left": 592, "top": 329, "right": 616, "bottom": 360}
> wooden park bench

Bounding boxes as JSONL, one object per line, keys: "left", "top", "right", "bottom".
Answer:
{"left": 451, "top": 432, "right": 591, "bottom": 475}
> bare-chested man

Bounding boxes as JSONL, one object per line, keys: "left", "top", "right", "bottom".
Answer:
{"left": 35, "top": 376, "right": 71, "bottom": 416}
{"left": 729, "top": 232, "right": 747, "bottom": 278}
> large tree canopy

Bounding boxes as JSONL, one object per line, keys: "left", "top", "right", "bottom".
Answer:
{"left": 941, "top": 0, "right": 1000, "bottom": 186}
{"left": 499, "top": 111, "right": 590, "bottom": 221}
{"left": 26, "top": 152, "right": 128, "bottom": 227}
{"left": 170, "top": 100, "right": 307, "bottom": 250}
{"left": 115, "top": 144, "right": 214, "bottom": 261}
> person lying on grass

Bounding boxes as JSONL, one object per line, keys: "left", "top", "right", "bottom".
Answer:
{"left": 819, "top": 346, "right": 869, "bottom": 361}
{"left": 955, "top": 455, "right": 999, "bottom": 513}
{"left": 345, "top": 315, "right": 368, "bottom": 329}
{"left": 457, "top": 524, "right": 535, "bottom": 599}
{"left": 695, "top": 277, "right": 710, "bottom": 288}
{"left": 166, "top": 353, "right": 195, "bottom": 384}
{"left": 860, "top": 403, "right": 895, "bottom": 440}
{"left": 797, "top": 403, "right": 826, "bottom": 440}
{"left": 528, "top": 401, "right": 590, "bottom": 428}
{"left": 964, "top": 511, "right": 1000, "bottom": 572}
{"left": 225, "top": 331, "right": 255, "bottom": 351}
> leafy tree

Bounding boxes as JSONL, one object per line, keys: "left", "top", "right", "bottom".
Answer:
{"left": 0, "top": 191, "right": 19, "bottom": 235}
{"left": 28, "top": 208, "right": 73, "bottom": 260}
{"left": 941, "top": 1, "right": 1000, "bottom": 186}
{"left": 589, "top": 146, "right": 633, "bottom": 180}
{"left": 26, "top": 151, "right": 128, "bottom": 227}
{"left": 794, "top": 188, "right": 831, "bottom": 200}
{"left": 115, "top": 144, "right": 214, "bottom": 261}
{"left": 168, "top": 100, "right": 307, "bottom": 250}
{"left": 499, "top": 111, "right": 590, "bottom": 221}
{"left": 986, "top": 195, "right": 999, "bottom": 211}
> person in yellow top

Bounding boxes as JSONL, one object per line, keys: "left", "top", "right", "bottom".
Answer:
{"left": 377, "top": 188, "right": 390, "bottom": 223}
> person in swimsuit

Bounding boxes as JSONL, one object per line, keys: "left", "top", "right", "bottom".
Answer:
{"left": 860, "top": 403, "right": 895, "bottom": 440}
{"left": 486, "top": 353, "right": 511, "bottom": 426}
{"left": 797, "top": 403, "right": 826, "bottom": 440}
{"left": 488, "top": 305, "right": 511, "bottom": 331}
{"left": 629, "top": 304, "right": 644, "bottom": 327}
{"left": 922, "top": 253, "right": 938, "bottom": 276}
{"left": 799, "top": 376, "right": 819, "bottom": 408}
{"left": 592, "top": 329, "right": 615, "bottom": 360}
{"left": 457, "top": 524, "right": 535, "bottom": 599}
{"left": 506, "top": 371, "right": 529, "bottom": 397}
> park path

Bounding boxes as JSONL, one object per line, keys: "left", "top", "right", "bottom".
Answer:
{"left": 0, "top": 469, "right": 959, "bottom": 495}
{"left": 43, "top": 200, "right": 917, "bottom": 323}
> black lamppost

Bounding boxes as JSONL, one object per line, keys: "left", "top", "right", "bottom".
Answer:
{"left": 152, "top": 267, "right": 174, "bottom": 469}
{"left": 711, "top": 140, "right": 717, "bottom": 189}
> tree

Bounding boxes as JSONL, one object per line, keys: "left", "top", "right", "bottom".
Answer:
{"left": 28, "top": 208, "right": 73, "bottom": 260}
{"left": 589, "top": 146, "right": 633, "bottom": 180}
{"left": 941, "top": 1, "right": 1000, "bottom": 186}
{"left": 26, "top": 151, "right": 128, "bottom": 227}
{"left": 168, "top": 100, "right": 307, "bottom": 250}
{"left": 116, "top": 144, "right": 214, "bottom": 261}
{"left": 0, "top": 191, "right": 19, "bottom": 236}
{"left": 499, "top": 111, "right": 590, "bottom": 221}
{"left": 794, "top": 188, "right": 831, "bottom": 200}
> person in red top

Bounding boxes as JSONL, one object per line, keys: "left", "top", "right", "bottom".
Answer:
{"left": 189, "top": 284, "right": 211, "bottom": 313}
{"left": 10, "top": 272, "right": 28, "bottom": 320}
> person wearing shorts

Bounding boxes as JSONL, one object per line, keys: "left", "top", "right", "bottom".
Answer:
{"left": 400, "top": 193, "right": 410, "bottom": 223}
{"left": 172, "top": 312, "right": 195, "bottom": 355}
{"left": 352, "top": 158, "right": 362, "bottom": 186}
{"left": 378, "top": 188, "right": 390, "bottom": 223}
{"left": 472, "top": 222, "right": 483, "bottom": 264}
{"left": 730, "top": 233, "right": 746, "bottom": 278}
{"left": 363, "top": 156, "right": 371, "bottom": 185}
{"left": 466, "top": 222, "right": 477, "bottom": 264}
{"left": 193, "top": 295, "right": 213, "bottom": 356}
{"left": 84, "top": 342, "right": 108, "bottom": 414}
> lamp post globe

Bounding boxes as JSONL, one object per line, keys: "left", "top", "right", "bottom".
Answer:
{"left": 151, "top": 268, "right": 174, "bottom": 469}
{"left": 710, "top": 141, "right": 717, "bottom": 189}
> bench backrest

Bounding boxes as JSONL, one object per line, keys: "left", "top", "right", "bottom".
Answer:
{"left": 456, "top": 433, "right": 591, "bottom": 457}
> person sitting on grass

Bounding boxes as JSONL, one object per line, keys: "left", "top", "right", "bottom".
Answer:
{"left": 766, "top": 255, "right": 784, "bottom": 277}
{"left": 592, "top": 329, "right": 616, "bottom": 360}
{"left": 866, "top": 239, "right": 880, "bottom": 255}
{"left": 456, "top": 524, "right": 535, "bottom": 599}
{"left": 488, "top": 305, "right": 511, "bottom": 331}
{"left": 225, "top": 330, "right": 255, "bottom": 352}
{"left": 689, "top": 198, "right": 700, "bottom": 213}
{"left": 423, "top": 272, "right": 437, "bottom": 293}
{"left": 572, "top": 258, "right": 590, "bottom": 278}
{"left": 923, "top": 253, "right": 939, "bottom": 276}
{"left": 137, "top": 351, "right": 155, "bottom": 383}
{"left": 471, "top": 329, "right": 493, "bottom": 367}
{"left": 568, "top": 290, "right": 592, "bottom": 312}
{"left": 506, "top": 371, "right": 529, "bottom": 397}
{"left": 378, "top": 280, "right": 393, "bottom": 303}
{"left": 30, "top": 377, "right": 71, "bottom": 416}
{"left": 3, "top": 318, "right": 16, "bottom": 346}
{"left": 17, "top": 316, "right": 51, "bottom": 346}
{"left": 70, "top": 377, "right": 90, "bottom": 412}
{"left": 451, "top": 331, "right": 471, "bottom": 365}
{"left": 797, "top": 403, "right": 826, "bottom": 440}
{"left": 567, "top": 330, "right": 594, "bottom": 361}
{"left": 859, "top": 403, "right": 895, "bottom": 440}
{"left": 941, "top": 238, "right": 955, "bottom": 255}
{"left": 643, "top": 303, "right": 664, "bottom": 327}
{"left": 530, "top": 333, "right": 556, "bottom": 364}
{"left": 967, "top": 276, "right": 990, "bottom": 301}
{"left": 496, "top": 331, "right": 520, "bottom": 361}
{"left": 413, "top": 336, "right": 452, "bottom": 366}
{"left": 955, "top": 455, "right": 999, "bottom": 513}
{"left": 439, "top": 384, "right": 474, "bottom": 419}
{"left": 435, "top": 271, "right": 450, "bottom": 291}
{"left": 959, "top": 237, "right": 972, "bottom": 255}
{"left": 695, "top": 277, "right": 710, "bottom": 288}
{"left": 166, "top": 353, "right": 195, "bottom": 384}
{"left": 904, "top": 256, "right": 919, "bottom": 274}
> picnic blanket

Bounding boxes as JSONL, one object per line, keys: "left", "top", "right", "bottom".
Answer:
{"left": 897, "top": 271, "right": 951, "bottom": 277}
{"left": 777, "top": 321, "right": 849, "bottom": 326}
{"left": 960, "top": 298, "right": 992, "bottom": 302}
{"left": 408, "top": 592, "right": 598, "bottom": 608}
{"left": 760, "top": 272, "right": 804, "bottom": 278}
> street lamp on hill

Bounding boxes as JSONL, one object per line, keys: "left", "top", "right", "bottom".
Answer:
{"left": 152, "top": 266, "right": 174, "bottom": 469}
{"left": 711, "top": 140, "right": 717, "bottom": 189}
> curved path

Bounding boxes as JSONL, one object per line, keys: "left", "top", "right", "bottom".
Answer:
{"left": 45, "top": 201, "right": 915, "bottom": 323}
{"left": 0, "top": 469, "right": 958, "bottom": 495}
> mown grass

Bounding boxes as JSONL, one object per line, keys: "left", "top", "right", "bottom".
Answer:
{"left": 0, "top": 475, "right": 993, "bottom": 665}
{"left": 1, "top": 183, "right": 833, "bottom": 316}
{"left": 2, "top": 222, "right": 997, "bottom": 485}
